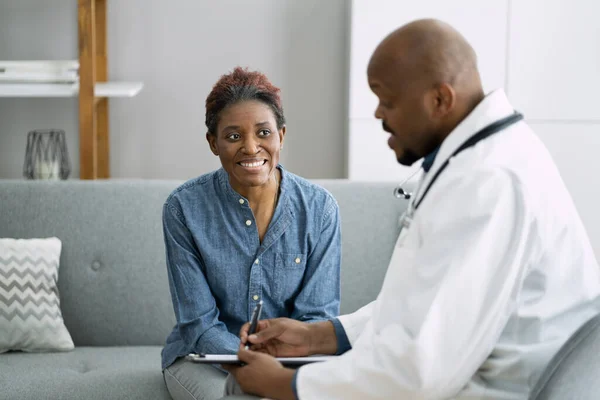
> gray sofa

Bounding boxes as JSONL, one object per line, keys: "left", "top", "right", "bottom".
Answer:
{"left": 1, "top": 180, "right": 598, "bottom": 400}
{"left": 530, "top": 313, "right": 600, "bottom": 400}
{"left": 0, "top": 180, "right": 406, "bottom": 400}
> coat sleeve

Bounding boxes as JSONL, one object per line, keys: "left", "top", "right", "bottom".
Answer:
{"left": 337, "top": 301, "right": 377, "bottom": 345}
{"left": 295, "top": 167, "right": 531, "bottom": 399}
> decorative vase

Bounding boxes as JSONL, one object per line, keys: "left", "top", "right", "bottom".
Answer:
{"left": 23, "top": 129, "right": 71, "bottom": 180}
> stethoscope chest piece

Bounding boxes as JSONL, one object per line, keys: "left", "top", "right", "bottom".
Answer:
{"left": 393, "top": 186, "right": 412, "bottom": 200}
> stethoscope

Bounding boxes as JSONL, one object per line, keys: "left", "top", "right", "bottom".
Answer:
{"left": 393, "top": 168, "right": 421, "bottom": 200}
{"left": 394, "top": 112, "right": 524, "bottom": 211}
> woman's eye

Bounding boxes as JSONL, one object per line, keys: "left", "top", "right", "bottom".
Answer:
{"left": 258, "top": 129, "right": 271, "bottom": 137}
{"left": 227, "top": 133, "right": 241, "bottom": 140}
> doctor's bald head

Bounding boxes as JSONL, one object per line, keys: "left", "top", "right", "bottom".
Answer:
{"left": 368, "top": 19, "right": 485, "bottom": 166}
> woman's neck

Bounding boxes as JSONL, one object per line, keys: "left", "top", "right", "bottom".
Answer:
{"left": 232, "top": 169, "right": 281, "bottom": 243}
{"left": 231, "top": 169, "right": 280, "bottom": 207}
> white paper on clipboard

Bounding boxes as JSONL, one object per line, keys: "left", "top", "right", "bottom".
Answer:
{"left": 185, "top": 353, "right": 336, "bottom": 366}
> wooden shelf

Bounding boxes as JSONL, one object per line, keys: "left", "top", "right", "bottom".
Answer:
{"left": 3, "top": 1, "right": 139, "bottom": 179}
{"left": 0, "top": 82, "right": 143, "bottom": 98}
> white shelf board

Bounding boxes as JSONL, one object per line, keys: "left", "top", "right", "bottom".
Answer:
{"left": 0, "top": 60, "right": 79, "bottom": 70}
{"left": 0, "top": 81, "right": 143, "bottom": 98}
{"left": 95, "top": 82, "right": 143, "bottom": 97}
{"left": 0, "top": 83, "right": 77, "bottom": 97}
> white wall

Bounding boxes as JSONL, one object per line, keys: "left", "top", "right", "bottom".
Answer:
{"left": 348, "top": 0, "right": 600, "bottom": 257}
{"left": 508, "top": 0, "right": 600, "bottom": 259}
{"left": 348, "top": 0, "right": 509, "bottom": 181}
{"left": 0, "top": 0, "right": 349, "bottom": 180}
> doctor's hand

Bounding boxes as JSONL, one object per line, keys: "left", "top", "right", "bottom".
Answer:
{"left": 224, "top": 349, "right": 296, "bottom": 400}
{"left": 240, "top": 318, "right": 338, "bottom": 357}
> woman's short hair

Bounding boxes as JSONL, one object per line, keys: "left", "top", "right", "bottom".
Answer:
{"left": 205, "top": 67, "right": 285, "bottom": 135}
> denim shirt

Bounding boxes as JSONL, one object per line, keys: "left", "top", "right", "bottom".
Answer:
{"left": 161, "top": 166, "right": 341, "bottom": 369}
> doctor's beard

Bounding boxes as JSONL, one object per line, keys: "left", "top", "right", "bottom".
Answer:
{"left": 383, "top": 121, "right": 422, "bottom": 167}
{"left": 397, "top": 149, "right": 421, "bottom": 166}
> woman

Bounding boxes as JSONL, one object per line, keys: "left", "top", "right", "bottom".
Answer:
{"left": 161, "top": 67, "right": 341, "bottom": 400}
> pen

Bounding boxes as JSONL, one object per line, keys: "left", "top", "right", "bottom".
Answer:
{"left": 245, "top": 300, "right": 263, "bottom": 350}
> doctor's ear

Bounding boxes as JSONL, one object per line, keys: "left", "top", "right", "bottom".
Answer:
{"left": 431, "top": 83, "right": 456, "bottom": 118}
{"left": 206, "top": 132, "right": 219, "bottom": 156}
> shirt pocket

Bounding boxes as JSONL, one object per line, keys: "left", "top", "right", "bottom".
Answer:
{"left": 274, "top": 252, "right": 307, "bottom": 302}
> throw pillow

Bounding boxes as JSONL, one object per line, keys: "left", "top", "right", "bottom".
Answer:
{"left": 0, "top": 237, "right": 74, "bottom": 352}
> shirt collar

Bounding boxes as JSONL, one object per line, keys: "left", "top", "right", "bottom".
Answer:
{"left": 421, "top": 147, "right": 440, "bottom": 172}
{"left": 423, "top": 89, "right": 515, "bottom": 178}
{"left": 218, "top": 164, "right": 287, "bottom": 203}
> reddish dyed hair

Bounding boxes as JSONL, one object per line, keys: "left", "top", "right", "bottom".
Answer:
{"left": 205, "top": 67, "right": 285, "bottom": 134}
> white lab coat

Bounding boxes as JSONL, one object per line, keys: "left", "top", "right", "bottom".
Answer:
{"left": 296, "top": 90, "right": 600, "bottom": 399}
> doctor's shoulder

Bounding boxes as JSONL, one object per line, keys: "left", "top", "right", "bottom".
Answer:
{"left": 427, "top": 164, "right": 525, "bottom": 212}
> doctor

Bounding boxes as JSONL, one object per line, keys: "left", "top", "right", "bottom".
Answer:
{"left": 223, "top": 19, "right": 600, "bottom": 399}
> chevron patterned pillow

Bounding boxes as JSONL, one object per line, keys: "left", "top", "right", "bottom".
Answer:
{"left": 0, "top": 237, "right": 74, "bottom": 352}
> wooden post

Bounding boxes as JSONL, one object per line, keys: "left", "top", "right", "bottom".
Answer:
{"left": 78, "top": 0, "right": 97, "bottom": 179}
{"left": 95, "top": 0, "right": 109, "bottom": 178}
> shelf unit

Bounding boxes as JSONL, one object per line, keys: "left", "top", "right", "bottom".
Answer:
{"left": 1, "top": 0, "right": 142, "bottom": 179}
{"left": 78, "top": 0, "right": 142, "bottom": 179}
{"left": 0, "top": 82, "right": 143, "bottom": 98}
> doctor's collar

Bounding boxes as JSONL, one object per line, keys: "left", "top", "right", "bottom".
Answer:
{"left": 421, "top": 147, "right": 440, "bottom": 172}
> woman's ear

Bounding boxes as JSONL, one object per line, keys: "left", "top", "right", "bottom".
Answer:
{"left": 279, "top": 126, "right": 286, "bottom": 149}
{"left": 206, "top": 133, "right": 219, "bottom": 156}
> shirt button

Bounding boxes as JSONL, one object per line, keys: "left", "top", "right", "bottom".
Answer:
{"left": 245, "top": 220, "right": 252, "bottom": 226}
{"left": 255, "top": 259, "right": 259, "bottom": 264}
{"left": 252, "top": 295, "right": 259, "bottom": 301}
{"left": 295, "top": 257, "right": 301, "bottom": 264}
{"left": 239, "top": 199, "right": 245, "bottom": 204}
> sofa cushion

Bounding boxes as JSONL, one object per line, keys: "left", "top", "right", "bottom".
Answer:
{"left": 0, "top": 180, "right": 409, "bottom": 346}
{"left": 0, "top": 346, "right": 172, "bottom": 400}
{"left": 0, "top": 237, "right": 74, "bottom": 352}
{"left": 530, "top": 314, "right": 600, "bottom": 400}
{"left": 0, "top": 181, "right": 178, "bottom": 347}
{"left": 313, "top": 180, "right": 408, "bottom": 314}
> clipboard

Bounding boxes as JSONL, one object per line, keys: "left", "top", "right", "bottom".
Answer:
{"left": 185, "top": 353, "right": 336, "bottom": 366}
